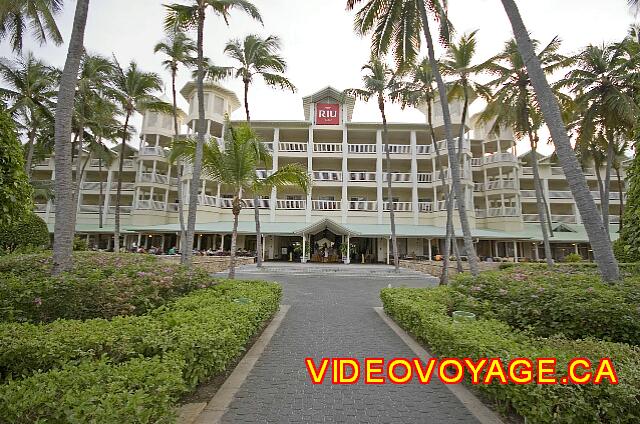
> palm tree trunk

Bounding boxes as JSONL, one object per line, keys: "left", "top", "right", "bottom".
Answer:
{"left": 244, "top": 81, "right": 264, "bottom": 268}
{"left": 74, "top": 152, "right": 91, "bottom": 212}
{"left": 184, "top": 5, "right": 207, "bottom": 266}
{"left": 602, "top": 139, "right": 614, "bottom": 238}
{"left": 114, "top": 111, "right": 131, "bottom": 254}
{"left": 531, "top": 133, "right": 554, "bottom": 237}
{"left": 98, "top": 156, "right": 104, "bottom": 229}
{"left": 25, "top": 127, "right": 36, "bottom": 178}
{"left": 450, "top": 86, "right": 470, "bottom": 270}
{"left": 500, "top": 0, "right": 619, "bottom": 282}
{"left": 417, "top": 1, "right": 479, "bottom": 276}
{"left": 228, "top": 195, "right": 241, "bottom": 279}
{"left": 52, "top": 0, "right": 91, "bottom": 275}
{"left": 615, "top": 166, "right": 624, "bottom": 231}
{"left": 170, "top": 67, "right": 186, "bottom": 260}
{"left": 380, "top": 99, "right": 399, "bottom": 270}
{"left": 530, "top": 143, "right": 554, "bottom": 267}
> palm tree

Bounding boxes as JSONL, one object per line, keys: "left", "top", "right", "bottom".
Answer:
{"left": 345, "top": 57, "right": 401, "bottom": 270}
{"left": 173, "top": 123, "right": 310, "bottom": 278}
{"left": 207, "top": 34, "right": 296, "bottom": 268}
{"left": 480, "top": 38, "right": 571, "bottom": 268}
{"left": 399, "top": 57, "right": 458, "bottom": 283}
{"left": 346, "top": 0, "right": 480, "bottom": 276}
{"left": 51, "top": 0, "right": 91, "bottom": 275}
{"left": 164, "top": 0, "right": 262, "bottom": 265}
{"left": 109, "top": 59, "right": 170, "bottom": 253}
{"left": 561, "top": 43, "right": 639, "bottom": 236}
{"left": 0, "top": 53, "right": 58, "bottom": 177}
{"left": 0, "top": 0, "right": 63, "bottom": 53}
{"left": 499, "top": 0, "right": 620, "bottom": 282}
{"left": 154, "top": 29, "right": 197, "bottom": 262}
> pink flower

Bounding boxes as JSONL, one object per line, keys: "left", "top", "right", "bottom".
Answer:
{"left": 33, "top": 297, "right": 42, "bottom": 306}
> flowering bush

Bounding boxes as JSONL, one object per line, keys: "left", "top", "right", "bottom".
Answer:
{"left": 0, "top": 252, "right": 213, "bottom": 323}
{"left": 451, "top": 266, "right": 640, "bottom": 345}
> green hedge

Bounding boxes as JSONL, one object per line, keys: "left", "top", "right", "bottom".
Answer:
{"left": 0, "top": 253, "right": 214, "bottom": 323}
{"left": 0, "top": 212, "right": 49, "bottom": 253}
{"left": 0, "top": 280, "right": 281, "bottom": 422}
{"left": 381, "top": 287, "right": 640, "bottom": 423}
{"left": 451, "top": 267, "right": 640, "bottom": 345}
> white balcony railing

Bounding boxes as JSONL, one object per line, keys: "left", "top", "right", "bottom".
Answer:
{"left": 383, "top": 201, "right": 412, "bottom": 212}
{"left": 383, "top": 144, "right": 411, "bottom": 154}
{"left": 348, "top": 144, "right": 376, "bottom": 154}
{"left": 472, "top": 152, "right": 518, "bottom": 166}
{"left": 122, "top": 159, "right": 135, "bottom": 169}
{"left": 521, "top": 190, "right": 537, "bottom": 198}
{"left": 551, "top": 214, "right": 577, "bottom": 224}
{"left": 313, "top": 170, "right": 342, "bottom": 182}
{"left": 548, "top": 191, "right": 573, "bottom": 199}
{"left": 416, "top": 145, "right": 433, "bottom": 155}
{"left": 349, "top": 171, "right": 377, "bottom": 182}
{"left": 551, "top": 167, "right": 564, "bottom": 176}
{"left": 313, "top": 143, "right": 342, "bottom": 153}
{"left": 139, "top": 172, "right": 170, "bottom": 185}
{"left": 108, "top": 206, "right": 132, "bottom": 214}
{"left": 136, "top": 200, "right": 166, "bottom": 211}
{"left": 279, "top": 142, "right": 307, "bottom": 152}
{"left": 167, "top": 203, "right": 179, "bottom": 212}
{"left": 382, "top": 172, "right": 412, "bottom": 183}
{"left": 140, "top": 146, "right": 167, "bottom": 157}
{"left": 418, "top": 202, "right": 433, "bottom": 213}
{"left": 220, "top": 198, "right": 233, "bottom": 208}
{"left": 277, "top": 199, "right": 306, "bottom": 210}
{"left": 348, "top": 200, "right": 377, "bottom": 211}
{"left": 486, "top": 206, "right": 519, "bottom": 217}
{"left": 522, "top": 167, "right": 533, "bottom": 175}
{"left": 199, "top": 195, "right": 217, "bottom": 207}
{"left": 417, "top": 172, "right": 433, "bottom": 183}
{"left": 484, "top": 179, "right": 517, "bottom": 191}
{"left": 312, "top": 200, "right": 341, "bottom": 210}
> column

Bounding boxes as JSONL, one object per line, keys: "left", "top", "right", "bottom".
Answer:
{"left": 410, "top": 131, "right": 419, "bottom": 224}
{"left": 302, "top": 234, "right": 307, "bottom": 263}
{"left": 341, "top": 128, "right": 348, "bottom": 224}
{"left": 376, "top": 130, "right": 383, "bottom": 224}
{"left": 513, "top": 240, "right": 518, "bottom": 263}
{"left": 428, "top": 239, "right": 433, "bottom": 261}
{"left": 262, "top": 235, "right": 266, "bottom": 261}
{"left": 386, "top": 237, "right": 390, "bottom": 265}
{"left": 306, "top": 127, "right": 313, "bottom": 223}
{"left": 219, "top": 234, "right": 225, "bottom": 250}
{"left": 197, "top": 234, "right": 202, "bottom": 250}
{"left": 155, "top": 134, "right": 160, "bottom": 147}
{"left": 161, "top": 234, "right": 166, "bottom": 251}
{"left": 574, "top": 243, "right": 579, "bottom": 254}
{"left": 270, "top": 128, "right": 279, "bottom": 222}
{"left": 216, "top": 183, "right": 221, "bottom": 208}
{"left": 137, "top": 233, "right": 142, "bottom": 247}
{"left": 534, "top": 242, "right": 540, "bottom": 261}
{"left": 345, "top": 235, "right": 350, "bottom": 264}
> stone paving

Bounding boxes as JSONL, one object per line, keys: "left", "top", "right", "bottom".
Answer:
{"left": 219, "top": 263, "right": 481, "bottom": 423}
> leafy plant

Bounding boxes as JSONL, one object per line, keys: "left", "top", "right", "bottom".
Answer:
{"left": 563, "top": 252, "right": 583, "bottom": 263}
{"left": 0, "top": 212, "right": 49, "bottom": 253}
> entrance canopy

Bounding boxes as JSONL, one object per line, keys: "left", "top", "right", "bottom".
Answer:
{"left": 295, "top": 218, "right": 359, "bottom": 237}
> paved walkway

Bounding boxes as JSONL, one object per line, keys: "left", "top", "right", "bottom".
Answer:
{"left": 219, "top": 264, "right": 481, "bottom": 423}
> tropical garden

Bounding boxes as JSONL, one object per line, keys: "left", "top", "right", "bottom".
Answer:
{"left": 0, "top": 0, "right": 640, "bottom": 421}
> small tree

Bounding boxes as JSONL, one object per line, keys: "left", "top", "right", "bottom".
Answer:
{"left": 0, "top": 212, "right": 49, "bottom": 253}
{"left": 0, "top": 108, "right": 32, "bottom": 227}
{"left": 617, "top": 150, "right": 640, "bottom": 262}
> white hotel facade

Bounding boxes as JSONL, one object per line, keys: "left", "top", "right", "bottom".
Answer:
{"left": 32, "top": 82, "right": 625, "bottom": 263}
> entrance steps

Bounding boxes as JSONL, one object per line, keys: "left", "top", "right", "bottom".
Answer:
{"left": 229, "top": 262, "right": 431, "bottom": 279}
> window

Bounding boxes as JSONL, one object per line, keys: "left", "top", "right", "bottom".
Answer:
{"left": 214, "top": 96, "right": 224, "bottom": 114}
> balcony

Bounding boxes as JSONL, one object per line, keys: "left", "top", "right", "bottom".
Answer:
{"left": 383, "top": 201, "right": 412, "bottom": 212}
{"left": 382, "top": 172, "right": 412, "bottom": 183}
{"left": 139, "top": 146, "right": 167, "bottom": 157}
{"left": 471, "top": 153, "right": 518, "bottom": 167}
{"left": 199, "top": 195, "right": 217, "bottom": 207}
{"left": 279, "top": 142, "right": 307, "bottom": 153}
{"left": 521, "top": 190, "right": 537, "bottom": 198}
{"left": 418, "top": 202, "right": 433, "bottom": 212}
{"left": 348, "top": 200, "right": 377, "bottom": 211}
{"left": 475, "top": 179, "right": 517, "bottom": 192}
{"left": 242, "top": 198, "right": 270, "bottom": 209}
{"left": 522, "top": 167, "right": 533, "bottom": 175}
{"left": 348, "top": 171, "right": 376, "bottom": 182}
{"left": 313, "top": 143, "right": 342, "bottom": 153}
{"left": 136, "top": 200, "right": 167, "bottom": 211}
{"left": 81, "top": 181, "right": 135, "bottom": 191}
{"left": 416, "top": 145, "right": 433, "bottom": 155}
{"left": 313, "top": 170, "right": 342, "bottom": 182}
{"left": 277, "top": 199, "right": 306, "bottom": 210}
{"left": 348, "top": 144, "right": 376, "bottom": 154}
{"left": 107, "top": 206, "right": 132, "bottom": 214}
{"left": 548, "top": 191, "right": 573, "bottom": 199}
{"left": 417, "top": 172, "right": 433, "bottom": 183}
{"left": 312, "top": 200, "right": 341, "bottom": 211}
{"left": 139, "top": 172, "right": 177, "bottom": 185}
{"left": 383, "top": 144, "right": 411, "bottom": 155}
{"left": 476, "top": 206, "right": 519, "bottom": 218}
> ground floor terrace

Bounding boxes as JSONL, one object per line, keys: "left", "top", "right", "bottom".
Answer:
{"left": 54, "top": 219, "right": 620, "bottom": 264}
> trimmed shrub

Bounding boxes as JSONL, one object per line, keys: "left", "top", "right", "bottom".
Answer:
{"left": 0, "top": 280, "right": 281, "bottom": 422}
{"left": 451, "top": 267, "right": 640, "bottom": 345}
{"left": 562, "top": 252, "right": 582, "bottom": 263}
{"left": 72, "top": 236, "right": 88, "bottom": 251}
{"left": 0, "top": 212, "right": 49, "bottom": 253}
{"left": 381, "top": 287, "right": 640, "bottom": 423}
{"left": 0, "top": 252, "right": 214, "bottom": 323}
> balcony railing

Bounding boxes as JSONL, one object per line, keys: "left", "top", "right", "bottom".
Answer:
{"left": 383, "top": 144, "right": 411, "bottom": 154}
{"left": 416, "top": 145, "right": 433, "bottom": 155}
{"left": 140, "top": 146, "right": 167, "bottom": 157}
{"left": 382, "top": 172, "right": 412, "bottom": 183}
{"left": 471, "top": 153, "right": 518, "bottom": 167}
{"left": 349, "top": 171, "right": 376, "bottom": 182}
{"left": 136, "top": 200, "right": 166, "bottom": 211}
{"left": 485, "top": 206, "right": 519, "bottom": 217}
{"left": 551, "top": 214, "right": 577, "bottom": 224}
{"left": 312, "top": 200, "right": 341, "bottom": 210}
{"left": 418, "top": 202, "right": 433, "bottom": 213}
{"left": 383, "top": 201, "right": 412, "bottom": 212}
{"left": 139, "top": 172, "right": 171, "bottom": 185}
{"left": 481, "top": 179, "right": 517, "bottom": 191}
{"left": 122, "top": 159, "right": 135, "bottom": 169}
{"left": 417, "top": 172, "right": 433, "bottom": 183}
{"left": 279, "top": 142, "right": 307, "bottom": 152}
{"left": 349, "top": 200, "right": 377, "bottom": 211}
{"left": 521, "top": 190, "right": 537, "bottom": 198}
{"left": 548, "top": 190, "right": 573, "bottom": 199}
{"left": 522, "top": 167, "right": 533, "bottom": 175}
{"left": 199, "top": 195, "right": 217, "bottom": 207}
{"left": 348, "top": 144, "right": 376, "bottom": 154}
{"left": 313, "top": 143, "right": 342, "bottom": 153}
{"left": 313, "top": 170, "right": 342, "bottom": 181}
{"left": 242, "top": 198, "right": 270, "bottom": 209}
{"left": 277, "top": 199, "right": 306, "bottom": 210}
{"left": 107, "top": 206, "right": 132, "bottom": 214}
{"left": 167, "top": 203, "right": 180, "bottom": 212}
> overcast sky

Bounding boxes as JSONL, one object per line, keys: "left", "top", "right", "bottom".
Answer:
{"left": 0, "top": 0, "right": 635, "bottom": 154}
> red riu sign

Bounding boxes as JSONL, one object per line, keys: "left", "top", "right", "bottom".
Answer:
{"left": 316, "top": 103, "right": 340, "bottom": 125}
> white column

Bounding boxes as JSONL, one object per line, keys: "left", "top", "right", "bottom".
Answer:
{"left": 262, "top": 235, "right": 266, "bottom": 261}
{"left": 428, "top": 239, "right": 433, "bottom": 261}
{"left": 376, "top": 130, "right": 383, "bottom": 224}
{"left": 513, "top": 240, "right": 519, "bottom": 263}
{"left": 197, "top": 234, "right": 202, "bottom": 250}
{"left": 306, "top": 127, "right": 313, "bottom": 223}
{"left": 270, "top": 128, "right": 279, "bottom": 222}
{"left": 219, "top": 234, "right": 225, "bottom": 250}
{"left": 410, "top": 131, "right": 419, "bottom": 224}
{"left": 534, "top": 242, "right": 540, "bottom": 261}
{"left": 137, "top": 233, "right": 142, "bottom": 246}
{"left": 301, "top": 233, "right": 307, "bottom": 263}
{"left": 346, "top": 235, "right": 350, "bottom": 264}
{"left": 341, "top": 128, "right": 348, "bottom": 224}
{"left": 216, "top": 183, "right": 221, "bottom": 208}
{"left": 161, "top": 234, "right": 166, "bottom": 251}
{"left": 574, "top": 243, "right": 579, "bottom": 254}
{"left": 386, "top": 237, "right": 390, "bottom": 265}
{"left": 155, "top": 134, "right": 160, "bottom": 147}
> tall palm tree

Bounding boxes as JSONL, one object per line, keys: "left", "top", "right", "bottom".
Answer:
{"left": 399, "top": 57, "right": 458, "bottom": 283}
{"left": 154, "top": 29, "right": 197, "bottom": 262}
{"left": 0, "top": 0, "right": 63, "bottom": 53}
{"left": 109, "top": 59, "right": 170, "bottom": 253}
{"left": 345, "top": 57, "right": 401, "bottom": 270}
{"left": 346, "top": 0, "right": 480, "bottom": 276}
{"left": 207, "top": 34, "right": 296, "bottom": 268}
{"left": 0, "top": 53, "right": 58, "bottom": 176}
{"left": 173, "top": 123, "right": 310, "bottom": 278}
{"left": 499, "top": 0, "right": 620, "bottom": 282}
{"left": 164, "top": 0, "right": 262, "bottom": 265}
{"left": 480, "top": 38, "right": 571, "bottom": 268}
{"left": 51, "top": 0, "right": 91, "bottom": 275}
{"left": 561, "top": 43, "right": 639, "bottom": 236}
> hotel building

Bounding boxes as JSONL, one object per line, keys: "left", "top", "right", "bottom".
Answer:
{"left": 32, "top": 82, "right": 626, "bottom": 263}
